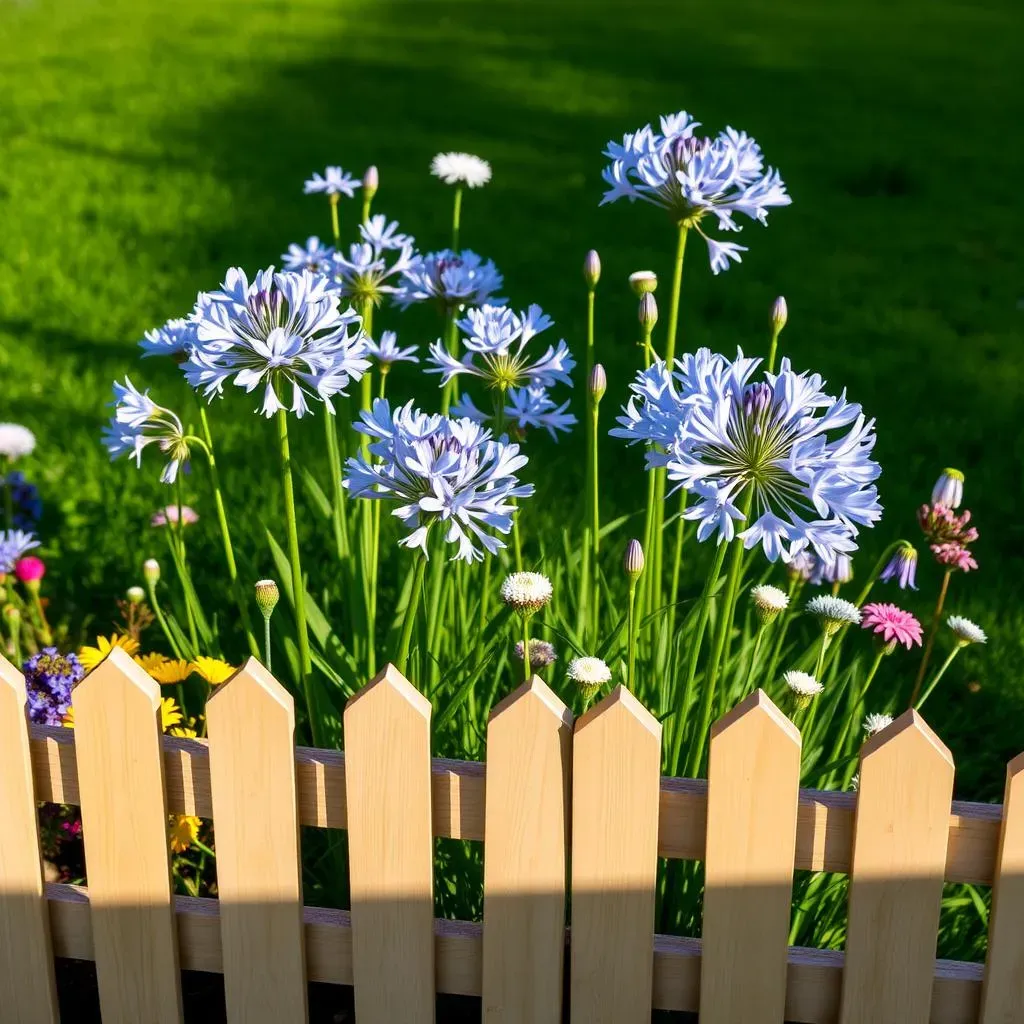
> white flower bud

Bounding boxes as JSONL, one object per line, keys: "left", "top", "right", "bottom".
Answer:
{"left": 583, "top": 250, "right": 601, "bottom": 289}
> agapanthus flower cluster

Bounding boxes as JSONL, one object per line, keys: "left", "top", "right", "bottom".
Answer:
{"left": 800, "top": 552, "right": 853, "bottom": 587}
{"left": 327, "top": 214, "right": 416, "bottom": 307}
{"left": 614, "top": 349, "right": 882, "bottom": 567}
{"left": 139, "top": 318, "right": 198, "bottom": 362}
{"left": 344, "top": 399, "right": 533, "bottom": 562}
{"left": 102, "top": 378, "right": 190, "bottom": 484}
{"left": 303, "top": 166, "right": 359, "bottom": 197}
{"left": 601, "top": 111, "right": 791, "bottom": 273}
{"left": 281, "top": 237, "right": 335, "bottom": 275}
{"left": 0, "top": 529, "right": 39, "bottom": 575}
{"left": 3, "top": 471, "right": 42, "bottom": 529}
{"left": 452, "top": 386, "right": 577, "bottom": 441}
{"left": 917, "top": 503, "right": 979, "bottom": 573}
{"left": 395, "top": 249, "right": 505, "bottom": 310}
{"left": 184, "top": 268, "right": 368, "bottom": 417}
{"left": 23, "top": 648, "right": 84, "bottom": 726}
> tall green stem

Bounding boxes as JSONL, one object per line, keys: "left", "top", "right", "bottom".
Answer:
{"left": 588, "top": 402, "right": 600, "bottom": 637}
{"left": 323, "top": 412, "right": 349, "bottom": 560}
{"left": 521, "top": 617, "right": 532, "bottom": 680}
{"left": 440, "top": 309, "right": 459, "bottom": 416}
{"left": 664, "top": 224, "right": 689, "bottom": 368}
{"left": 277, "top": 409, "right": 319, "bottom": 746}
{"left": 910, "top": 569, "right": 952, "bottom": 707}
{"left": 397, "top": 554, "right": 428, "bottom": 674}
{"left": 361, "top": 191, "right": 373, "bottom": 228}
{"left": 329, "top": 196, "right": 340, "bottom": 245}
{"left": 451, "top": 186, "right": 463, "bottom": 250}
{"left": 665, "top": 490, "right": 688, "bottom": 639}
{"left": 767, "top": 325, "right": 783, "bottom": 375}
{"left": 263, "top": 614, "right": 273, "bottom": 673}
{"left": 742, "top": 626, "right": 767, "bottom": 697}
{"left": 174, "top": 476, "right": 199, "bottom": 652}
{"left": 627, "top": 580, "right": 639, "bottom": 692}
{"left": 915, "top": 645, "right": 961, "bottom": 710}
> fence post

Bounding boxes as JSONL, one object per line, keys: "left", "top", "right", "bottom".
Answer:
{"left": 344, "top": 664, "right": 434, "bottom": 1024}
{"left": 0, "top": 653, "right": 59, "bottom": 1023}
{"left": 980, "top": 752, "right": 1024, "bottom": 1023}
{"left": 482, "top": 676, "right": 572, "bottom": 1024}
{"left": 73, "top": 646, "right": 183, "bottom": 1024}
{"left": 570, "top": 685, "right": 661, "bottom": 1024}
{"left": 838, "top": 710, "right": 954, "bottom": 1024}
{"left": 700, "top": 689, "right": 801, "bottom": 1024}
{"left": 206, "top": 657, "right": 308, "bottom": 1023}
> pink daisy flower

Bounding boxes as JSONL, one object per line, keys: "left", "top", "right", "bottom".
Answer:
{"left": 151, "top": 505, "right": 199, "bottom": 528}
{"left": 861, "top": 603, "right": 923, "bottom": 650}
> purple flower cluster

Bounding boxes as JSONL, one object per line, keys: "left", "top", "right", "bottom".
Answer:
{"left": 23, "top": 648, "right": 84, "bottom": 726}
{"left": 3, "top": 471, "right": 42, "bottom": 530}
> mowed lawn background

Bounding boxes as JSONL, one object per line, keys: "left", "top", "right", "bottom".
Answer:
{"left": 1, "top": 0, "right": 1022, "bottom": 797}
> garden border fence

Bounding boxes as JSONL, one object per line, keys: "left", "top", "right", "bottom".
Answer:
{"left": 1, "top": 646, "right": 1022, "bottom": 1023}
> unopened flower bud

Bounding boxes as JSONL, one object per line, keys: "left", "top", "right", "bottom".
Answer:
{"left": 879, "top": 542, "right": 918, "bottom": 590}
{"left": 638, "top": 292, "right": 658, "bottom": 332}
{"left": 513, "top": 638, "right": 558, "bottom": 668}
{"left": 583, "top": 250, "right": 601, "bottom": 289}
{"left": 932, "top": 468, "right": 964, "bottom": 510}
{"left": 126, "top": 586, "right": 146, "bottom": 605}
{"left": 362, "top": 165, "right": 379, "bottom": 200}
{"left": 589, "top": 363, "right": 607, "bottom": 402}
{"left": 629, "top": 270, "right": 657, "bottom": 295}
{"left": 255, "top": 579, "right": 281, "bottom": 619}
{"left": 772, "top": 296, "right": 788, "bottom": 335}
{"left": 143, "top": 558, "right": 161, "bottom": 586}
{"left": 624, "top": 539, "right": 645, "bottom": 580}
{"left": 3, "top": 604, "right": 21, "bottom": 634}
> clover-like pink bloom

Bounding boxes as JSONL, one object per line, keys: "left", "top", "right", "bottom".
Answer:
{"left": 931, "top": 542, "right": 978, "bottom": 573}
{"left": 861, "top": 603, "right": 923, "bottom": 650}
{"left": 151, "top": 505, "right": 199, "bottom": 528}
{"left": 14, "top": 555, "right": 46, "bottom": 583}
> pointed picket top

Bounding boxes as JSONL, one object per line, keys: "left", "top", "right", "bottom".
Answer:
{"left": 207, "top": 656, "right": 293, "bottom": 726}
{"left": 74, "top": 644, "right": 161, "bottom": 714}
{"left": 0, "top": 649, "right": 27, "bottom": 704}
{"left": 345, "top": 661, "right": 431, "bottom": 719}
{"left": 489, "top": 673, "right": 572, "bottom": 728}
{"left": 711, "top": 687, "right": 800, "bottom": 747}
{"left": 575, "top": 683, "right": 660, "bottom": 740}
{"left": 860, "top": 707, "right": 953, "bottom": 767}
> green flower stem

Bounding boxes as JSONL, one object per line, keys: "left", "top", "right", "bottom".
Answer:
{"left": 146, "top": 579, "right": 184, "bottom": 660}
{"left": 196, "top": 410, "right": 259, "bottom": 658}
{"left": 814, "top": 632, "right": 831, "bottom": 680}
{"left": 767, "top": 325, "right": 783, "bottom": 375}
{"left": 276, "top": 408, "right": 319, "bottom": 746}
{"left": 323, "top": 411, "right": 349, "bottom": 560}
{"left": 638, "top": 465, "right": 657, "bottom": 626}
{"left": 5, "top": 613, "right": 22, "bottom": 666}
{"left": 664, "top": 223, "right": 689, "bottom": 368}
{"left": 174, "top": 476, "right": 200, "bottom": 652}
{"left": 29, "top": 590, "right": 52, "bottom": 645}
{"left": 910, "top": 568, "right": 952, "bottom": 707}
{"left": 915, "top": 644, "right": 961, "bottom": 711}
{"left": 665, "top": 489, "right": 688, "bottom": 639}
{"left": 627, "top": 579, "right": 639, "bottom": 692}
{"left": 451, "top": 185, "right": 463, "bottom": 250}
{"left": 640, "top": 324, "right": 654, "bottom": 369}
{"left": 521, "top": 616, "right": 532, "bottom": 680}
{"left": 329, "top": 195, "right": 340, "bottom": 244}
{"left": 742, "top": 625, "right": 768, "bottom": 697}
{"left": 396, "top": 554, "right": 428, "bottom": 674}
{"left": 361, "top": 190, "right": 373, "bottom": 228}
{"left": 588, "top": 401, "right": 600, "bottom": 638}
{"left": 763, "top": 577, "right": 801, "bottom": 686}
{"left": 511, "top": 503, "right": 524, "bottom": 572}
{"left": 440, "top": 309, "right": 459, "bottom": 416}
{"left": 262, "top": 613, "right": 273, "bottom": 673}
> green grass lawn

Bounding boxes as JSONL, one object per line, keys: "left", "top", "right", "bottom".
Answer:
{"left": 2, "top": 0, "right": 1023, "bottom": 797}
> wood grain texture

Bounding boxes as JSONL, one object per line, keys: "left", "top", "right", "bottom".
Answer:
{"left": 206, "top": 658, "right": 307, "bottom": 1023}
{"left": 980, "top": 751, "right": 1024, "bottom": 1024}
{"left": 72, "top": 647, "right": 183, "bottom": 1024}
{"left": 344, "top": 664, "right": 435, "bottom": 1024}
{"left": 570, "top": 685, "right": 661, "bottom": 1024}
{"left": 0, "top": 654, "right": 59, "bottom": 1023}
{"left": 700, "top": 689, "right": 801, "bottom": 1024}
{"left": 838, "top": 710, "right": 955, "bottom": 1024}
{"left": 482, "top": 676, "right": 572, "bottom": 1024}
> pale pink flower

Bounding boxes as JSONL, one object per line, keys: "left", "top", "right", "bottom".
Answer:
{"left": 861, "top": 603, "right": 923, "bottom": 650}
{"left": 931, "top": 542, "right": 978, "bottom": 573}
{"left": 151, "top": 505, "right": 199, "bottom": 528}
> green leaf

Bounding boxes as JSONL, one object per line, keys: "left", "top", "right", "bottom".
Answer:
{"left": 298, "top": 467, "right": 333, "bottom": 521}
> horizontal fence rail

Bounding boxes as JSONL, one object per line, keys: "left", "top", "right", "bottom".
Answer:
{"left": 2, "top": 647, "right": 1022, "bottom": 1024}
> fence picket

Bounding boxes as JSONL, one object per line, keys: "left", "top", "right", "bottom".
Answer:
{"left": 72, "top": 647, "right": 183, "bottom": 1024}
{"left": 0, "top": 654, "right": 59, "bottom": 1023}
{"left": 344, "top": 664, "right": 434, "bottom": 1024}
{"left": 979, "top": 752, "right": 1024, "bottom": 1023}
{"left": 700, "top": 689, "right": 801, "bottom": 1024}
{"left": 206, "top": 658, "right": 308, "bottom": 1022}
{"left": 570, "top": 685, "right": 661, "bottom": 1024}
{"left": 838, "top": 710, "right": 954, "bottom": 1024}
{"left": 482, "top": 676, "right": 572, "bottom": 1024}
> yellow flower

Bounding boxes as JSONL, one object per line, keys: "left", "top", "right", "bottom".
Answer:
{"left": 161, "top": 697, "right": 184, "bottom": 731}
{"left": 148, "top": 659, "right": 193, "bottom": 685}
{"left": 134, "top": 652, "right": 169, "bottom": 674}
{"left": 191, "top": 656, "right": 236, "bottom": 685}
{"left": 78, "top": 634, "right": 140, "bottom": 672}
{"left": 169, "top": 814, "right": 201, "bottom": 855}
{"left": 168, "top": 725, "right": 198, "bottom": 739}
{"left": 62, "top": 707, "right": 75, "bottom": 728}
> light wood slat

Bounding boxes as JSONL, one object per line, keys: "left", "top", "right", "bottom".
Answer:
{"left": 570, "top": 686, "right": 661, "bottom": 1024}
{"left": 72, "top": 647, "right": 183, "bottom": 1024}
{"left": 980, "top": 752, "right": 1024, "bottom": 1023}
{"left": 700, "top": 690, "right": 801, "bottom": 1024}
{"left": 206, "top": 659, "right": 307, "bottom": 1022}
{"left": 344, "top": 664, "right": 435, "bottom": 1024}
{"left": 838, "top": 710, "right": 955, "bottom": 1024}
{"left": 28, "top": 725, "right": 1001, "bottom": 883}
{"left": 44, "top": 884, "right": 984, "bottom": 1022}
{"left": 0, "top": 654, "right": 59, "bottom": 1023}
{"left": 482, "top": 677, "right": 572, "bottom": 1024}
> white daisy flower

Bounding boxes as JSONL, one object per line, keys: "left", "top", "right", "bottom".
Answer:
{"left": 567, "top": 656, "right": 612, "bottom": 697}
{"left": 750, "top": 583, "right": 789, "bottom": 624}
{"left": 430, "top": 152, "right": 492, "bottom": 188}
{"left": 500, "top": 572, "right": 553, "bottom": 615}
{"left": 0, "top": 423, "right": 36, "bottom": 460}
{"left": 863, "top": 712, "right": 893, "bottom": 736}
{"left": 947, "top": 615, "right": 987, "bottom": 647}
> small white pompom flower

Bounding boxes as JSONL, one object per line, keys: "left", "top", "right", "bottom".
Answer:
{"left": 514, "top": 639, "right": 557, "bottom": 668}
{"left": 784, "top": 670, "right": 822, "bottom": 710}
{"left": 0, "top": 423, "right": 36, "bottom": 460}
{"left": 567, "top": 656, "right": 612, "bottom": 698}
{"left": 750, "top": 583, "right": 789, "bottom": 625}
{"left": 431, "top": 152, "right": 492, "bottom": 188}
{"left": 806, "top": 595, "right": 861, "bottom": 635}
{"left": 863, "top": 712, "right": 894, "bottom": 736}
{"left": 947, "top": 615, "right": 987, "bottom": 647}
{"left": 500, "top": 572, "right": 553, "bottom": 615}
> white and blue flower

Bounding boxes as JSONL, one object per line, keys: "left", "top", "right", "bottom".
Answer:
{"left": 281, "top": 236, "right": 336, "bottom": 275}
{"left": 365, "top": 330, "right": 419, "bottom": 367}
{"left": 139, "top": 318, "right": 198, "bottom": 362}
{"left": 395, "top": 249, "right": 505, "bottom": 310}
{"left": 303, "top": 166, "right": 360, "bottom": 197}
{"left": 327, "top": 214, "right": 416, "bottom": 307}
{"left": 101, "top": 378, "right": 190, "bottom": 484}
{"left": 452, "top": 386, "right": 576, "bottom": 441}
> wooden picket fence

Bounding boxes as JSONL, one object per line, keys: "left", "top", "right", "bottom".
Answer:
{"left": 1, "top": 646, "right": 1023, "bottom": 1023}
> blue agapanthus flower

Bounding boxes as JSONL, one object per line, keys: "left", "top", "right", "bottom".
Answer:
{"left": 344, "top": 398, "right": 533, "bottom": 562}
{"left": 395, "top": 249, "right": 505, "bottom": 310}
{"left": 281, "top": 236, "right": 336, "bottom": 275}
{"left": 102, "top": 378, "right": 190, "bottom": 484}
{"left": 184, "top": 267, "right": 369, "bottom": 418}
{"left": 0, "top": 529, "right": 40, "bottom": 574}
{"left": 427, "top": 304, "right": 575, "bottom": 391}
{"left": 139, "top": 318, "right": 198, "bottom": 362}
{"left": 452, "top": 385, "right": 577, "bottom": 441}
{"left": 327, "top": 214, "right": 416, "bottom": 307}
{"left": 3, "top": 472, "right": 42, "bottom": 529}
{"left": 613, "top": 349, "right": 881, "bottom": 566}
{"left": 303, "top": 166, "right": 359, "bottom": 197}
{"left": 601, "top": 111, "right": 791, "bottom": 273}
{"left": 23, "top": 648, "right": 84, "bottom": 726}
{"left": 365, "top": 330, "right": 419, "bottom": 367}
